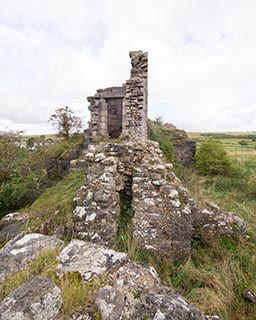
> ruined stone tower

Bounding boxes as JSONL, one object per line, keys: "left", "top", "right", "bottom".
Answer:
{"left": 87, "top": 51, "right": 148, "bottom": 141}
{"left": 73, "top": 50, "right": 245, "bottom": 264}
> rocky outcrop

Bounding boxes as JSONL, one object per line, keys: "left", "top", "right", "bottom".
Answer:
{"left": 131, "top": 294, "right": 206, "bottom": 320}
{"left": 0, "top": 234, "right": 222, "bottom": 320}
{"left": 148, "top": 120, "right": 196, "bottom": 167}
{"left": 54, "top": 238, "right": 217, "bottom": 320}
{"left": 56, "top": 239, "right": 128, "bottom": 282}
{"left": 0, "top": 233, "right": 64, "bottom": 281}
{"left": 0, "top": 277, "right": 62, "bottom": 320}
{"left": 191, "top": 201, "right": 246, "bottom": 241}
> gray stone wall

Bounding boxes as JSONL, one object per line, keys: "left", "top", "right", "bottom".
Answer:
{"left": 87, "top": 86, "right": 126, "bottom": 141}
{"left": 73, "top": 139, "right": 192, "bottom": 262}
{"left": 122, "top": 51, "right": 148, "bottom": 139}
{"left": 87, "top": 51, "right": 148, "bottom": 142}
{"left": 175, "top": 140, "right": 196, "bottom": 167}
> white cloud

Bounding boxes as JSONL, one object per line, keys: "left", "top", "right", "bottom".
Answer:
{"left": 0, "top": 0, "right": 256, "bottom": 134}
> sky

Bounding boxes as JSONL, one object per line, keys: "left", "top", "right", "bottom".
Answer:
{"left": 0, "top": 0, "right": 256, "bottom": 135}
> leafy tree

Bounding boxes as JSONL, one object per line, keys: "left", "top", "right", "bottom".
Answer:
{"left": 48, "top": 106, "right": 82, "bottom": 141}
{"left": 194, "top": 140, "right": 234, "bottom": 175}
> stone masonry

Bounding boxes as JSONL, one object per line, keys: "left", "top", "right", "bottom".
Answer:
{"left": 73, "top": 138, "right": 245, "bottom": 262}
{"left": 87, "top": 51, "right": 148, "bottom": 141}
{"left": 73, "top": 140, "right": 192, "bottom": 262}
{"left": 73, "top": 50, "right": 246, "bottom": 262}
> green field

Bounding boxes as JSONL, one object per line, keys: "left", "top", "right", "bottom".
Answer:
{"left": 188, "top": 132, "right": 256, "bottom": 155}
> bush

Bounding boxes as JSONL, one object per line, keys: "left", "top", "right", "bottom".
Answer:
{"left": 194, "top": 140, "right": 234, "bottom": 176}
{"left": 0, "top": 134, "right": 84, "bottom": 216}
{"left": 238, "top": 140, "right": 248, "bottom": 146}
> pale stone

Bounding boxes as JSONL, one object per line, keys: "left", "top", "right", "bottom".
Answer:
{"left": 0, "top": 277, "right": 62, "bottom": 320}
{"left": 0, "top": 233, "right": 64, "bottom": 281}
{"left": 56, "top": 239, "right": 128, "bottom": 282}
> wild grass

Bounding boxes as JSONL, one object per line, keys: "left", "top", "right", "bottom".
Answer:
{"left": 0, "top": 246, "right": 106, "bottom": 319}
{"left": 0, "top": 249, "right": 60, "bottom": 301}
{"left": 24, "top": 171, "right": 86, "bottom": 239}
{"left": 58, "top": 274, "right": 108, "bottom": 320}
{"left": 170, "top": 153, "right": 256, "bottom": 320}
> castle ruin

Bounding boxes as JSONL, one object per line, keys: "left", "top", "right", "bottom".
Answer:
{"left": 73, "top": 51, "right": 245, "bottom": 264}
{"left": 87, "top": 51, "right": 148, "bottom": 141}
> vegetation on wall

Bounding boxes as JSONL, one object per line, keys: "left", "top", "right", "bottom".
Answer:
{"left": 148, "top": 119, "right": 175, "bottom": 162}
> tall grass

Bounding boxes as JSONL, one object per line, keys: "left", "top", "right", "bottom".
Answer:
{"left": 170, "top": 155, "right": 256, "bottom": 319}
{"left": 24, "top": 171, "right": 86, "bottom": 239}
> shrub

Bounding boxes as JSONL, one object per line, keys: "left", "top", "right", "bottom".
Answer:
{"left": 194, "top": 140, "right": 234, "bottom": 176}
{"left": 238, "top": 140, "right": 248, "bottom": 146}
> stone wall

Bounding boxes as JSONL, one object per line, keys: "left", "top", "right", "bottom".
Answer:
{"left": 73, "top": 139, "right": 245, "bottom": 263}
{"left": 87, "top": 86, "right": 126, "bottom": 141}
{"left": 122, "top": 51, "right": 148, "bottom": 139}
{"left": 73, "top": 139, "right": 192, "bottom": 262}
{"left": 87, "top": 51, "right": 148, "bottom": 142}
{"left": 175, "top": 140, "right": 196, "bottom": 167}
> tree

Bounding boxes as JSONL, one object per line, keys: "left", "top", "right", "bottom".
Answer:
{"left": 194, "top": 140, "right": 234, "bottom": 175}
{"left": 48, "top": 106, "right": 82, "bottom": 141}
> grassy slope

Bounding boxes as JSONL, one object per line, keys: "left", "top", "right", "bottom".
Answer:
{"left": 169, "top": 133, "right": 256, "bottom": 320}
{"left": 24, "top": 171, "right": 86, "bottom": 239}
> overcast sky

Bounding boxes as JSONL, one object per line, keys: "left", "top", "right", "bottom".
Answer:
{"left": 0, "top": 0, "right": 256, "bottom": 135}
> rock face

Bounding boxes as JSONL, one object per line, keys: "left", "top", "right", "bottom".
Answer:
{"left": 0, "top": 234, "right": 222, "bottom": 320}
{"left": 0, "top": 233, "right": 64, "bottom": 281}
{"left": 56, "top": 239, "right": 128, "bottom": 282}
{"left": 94, "top": 256, "right": 213, "bottom": 320}
{"left": 87, "top": 50, "right": 148, "bottom": 141}
{"left": 132, "top": 294, "right": 206, "bottom": 320}
{"left": 191, "top": 201, "right": 246, "bottom": 241}
{"left": 0, "top": 277, "right": 62, "bottom": 320}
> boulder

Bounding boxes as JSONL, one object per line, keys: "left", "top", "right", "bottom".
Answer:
{"left": 56, "top": 239, "right": 128, "bottom": 282}
{"left": 95, "top": 285, "right": 134, "bottom": 320}
{"left": 0, "top": 277, "right": 62, "bottom": 320}
{"left": 0, "top": 233, "right": 64, "bottom": 281}
{"left": 0, "top": 212, "right": 29, "bottom": 241}
{"left": 108, "top": 260, "right": 170, "bottom": 295}
{"left": 95, "top": 287, "right": 210, "bottom": 320}
{"left": 94, "top": 260, "right": 220, "bottom": 320}
{"left": 132, "top": 294, "right": 207, "bottom": 320}
{"left": 192, "top": 202, "right": 246, "bottom": 241}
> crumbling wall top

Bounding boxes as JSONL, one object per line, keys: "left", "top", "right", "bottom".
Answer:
{"left": 129, "top": 51, "right": 148, "bottom": 79}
